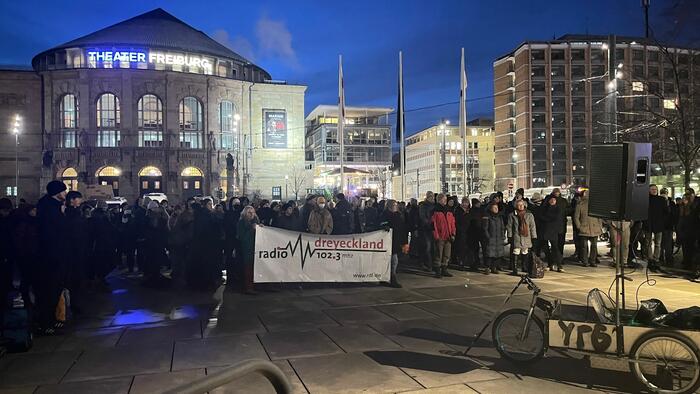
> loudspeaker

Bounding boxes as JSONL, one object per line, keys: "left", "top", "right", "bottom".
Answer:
{"left": 589, "top": 142, "right": 651, "bottom": 221}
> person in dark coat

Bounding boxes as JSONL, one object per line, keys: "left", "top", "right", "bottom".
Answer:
{"left": 0, "top": 198, "right": 15, "bottom": 320}
{"left": 140, "top": 201, "right": 170, "bottom": 287}
{"left": 383, "top": 200, "right": 407, "bottom": 288}
{"left": 468, "top": 198, "right": 485, "bottom": 270}
{"left": 552, "top": 188, "right": 569, "bottom": 256}
{"left": 331, "top": 193, "right": 355, "bottom": 235}
{"left": 528, "top": 193, "right": 544, "bottom": 258}
{"left": 237, "top": 206, "right": 259, "bottom": 295}
{"left": 453, "top": 197, "right": 473, "bottom": 270}
{"left": 257, "top": 200, "right": 275, "bottom": 226}
{"left": 678, "top": 192, "right": 699, "bottom": 277}
{"left": 418, "top": 192, "right": 436, "bottom": 271}
{"left": 222, "top": 198, "right": 241, "bottom": 288}
{"left": 643, "top": 185, "right": 668, "bottom": 268}
{"left": 405, "top": 198, "right": 420, "bottom": 258}
{"left": 87, "top": 204, "right": 117, "bottom": 288}
{"left": 363, "top": 198, "right": 379, "bottom": 232}
{"left": 482, "top": 203, "right": 506, "bottom": 274}
{"left": 35, "top": 181, "right": 68, "bottom": 334}
{"left": 659, "top": 188, "right": 676, "bottom": 266}
{"left": 272, "top": 202, "right": 302, "bottom": 231}
{"left": 10, "top": 204, "right": 39, "bottom": 310}
{"left": 539, "top": 195, "right": 564, "bottom": 272}
{"left": 188, "top": 202, "right": 222, "bottom": 290}
{"left": 64, "top": 191, "right": 88, "bottom": 290}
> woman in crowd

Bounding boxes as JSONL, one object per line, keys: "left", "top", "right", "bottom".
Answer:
{"left": 482, "top": 203, "right": 506, "bottom": 274}
{"left": 507, "top": 199, "right": 537, "bottom": 275}
{"left": 237, "top": 206, "right": 260, "bottom": 295}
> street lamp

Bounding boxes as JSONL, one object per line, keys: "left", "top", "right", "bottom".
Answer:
{"left": 439, "top": 119, "right": 450, "bottom": 194}
{"left": 285, "top": 175, "right": 289, "bottom": 200}
{"left": 12, "top": 114, "right": 21, "bottom": 206}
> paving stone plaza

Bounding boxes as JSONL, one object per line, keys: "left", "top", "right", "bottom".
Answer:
{"left": 1, "top": 246, "right": 698, "bottom": 393}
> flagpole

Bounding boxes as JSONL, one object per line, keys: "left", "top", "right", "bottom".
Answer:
{"left": 338, "top": 55, "right": 345, "bottom": 194}
{"left": 459, "top": 47, "right": 468, "bottom": 196}
{"left": 399, "top": 51, "right": 406, "bottom": 203}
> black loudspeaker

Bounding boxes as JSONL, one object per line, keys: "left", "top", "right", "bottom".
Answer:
{"left": 589, "top": 142, "right": 651, "bottom": 221}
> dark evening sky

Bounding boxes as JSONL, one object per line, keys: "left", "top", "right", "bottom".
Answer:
{"left": 0, "top": 0, "right": 695, "bottom": 135}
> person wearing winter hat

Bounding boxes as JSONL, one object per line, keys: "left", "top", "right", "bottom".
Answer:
{"left": 35, "top": 181, "right": 69, "bottom": 335}
{"left": 308, "top": 196, "right": 333, "bottom": 234}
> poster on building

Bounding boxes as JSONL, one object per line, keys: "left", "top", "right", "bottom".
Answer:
{"left": 254, "top": 227, "right": 391, "bottom": 282}
{"left": 263, "top": 109, "right": 287, "bottom": 148}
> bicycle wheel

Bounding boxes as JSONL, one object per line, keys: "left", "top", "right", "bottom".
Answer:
{"left": 629, "top": 331, "right": 700, "bottom": 394}
{"left": 492, "top": 308, "right": 545, "bottom": 363}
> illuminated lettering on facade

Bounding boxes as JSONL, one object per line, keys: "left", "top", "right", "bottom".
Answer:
{"left": 86, "top": 49, "right": 213, "bottom": 73}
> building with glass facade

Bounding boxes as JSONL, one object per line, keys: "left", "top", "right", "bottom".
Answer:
{"left": 305, "top": 105, "right": 392, "bottom": 197}
{"left": 493, "top": 34, "right": 700, "bottom": 192}
{"left": 403, "top": 119, "right": 495, "bottom": 199}
{"left": 0, "top": 8, "right": 307, "bottom": 202}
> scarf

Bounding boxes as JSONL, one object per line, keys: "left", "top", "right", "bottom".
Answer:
{"left": 516, "top": 210, "right": 529, "bottom": 237}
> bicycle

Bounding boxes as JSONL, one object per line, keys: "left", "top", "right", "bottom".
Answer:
{"left": 466, "top": 274, "right": 700, "bottom": 394}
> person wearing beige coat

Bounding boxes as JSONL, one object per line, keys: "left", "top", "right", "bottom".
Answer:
{"left": 573, "top": 190, "right": 603, "bottom": 267}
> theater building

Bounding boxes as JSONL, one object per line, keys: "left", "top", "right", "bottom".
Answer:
{"left": 0, "top": 8, "right": 307, "bottom": 203}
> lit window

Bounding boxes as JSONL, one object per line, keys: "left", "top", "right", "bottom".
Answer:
{"left": 180, "top": 97, "right": 203, "bottom": 148}
{"left": 632, "top": 81, "right": 644, "bottom": 92}
{"left": 471, "top": 128, "right": 477, "bottom": 136}
{"left": 6, "top": 186, "right": 17, "bottom": 196}
{"left": 59, "top": 94, "right": 79, "bottom": 148}
{"left": 97, "top": 130, "right": 120, "bottom": 147}
{"left": 97, "top": 93, "right": 120, "bottom": 128}
{"left": 664, "top": 99, "right": 676, "bottom": 110}
{"left": 138, "top": 94, "right": 163, "bottom": 147}
{"left": 60, "top": 94, "right": 78, "bottom": 129}
{"left": 219, "top": 101, "right": 238, "bottom": 150}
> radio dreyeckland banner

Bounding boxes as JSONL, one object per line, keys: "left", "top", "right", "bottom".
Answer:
{"left": 254, "top": 226, "right": 392, "bottom": 283}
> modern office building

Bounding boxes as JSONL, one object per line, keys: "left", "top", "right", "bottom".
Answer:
{"left": 0, "top": 8, "right": 307, "bottom": 202}
{"left": 305, "top": 105, "right": 393, "bottom": 197}
{"left": 493, "top": 34, "right": 699, "bottom": 191}
{"left": 403, "top": 119, "right": 495, "bottom": 199}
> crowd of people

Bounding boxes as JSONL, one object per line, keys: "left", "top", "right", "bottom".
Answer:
{"left": 1, "top": 180, "right": 699, "bottom": 337}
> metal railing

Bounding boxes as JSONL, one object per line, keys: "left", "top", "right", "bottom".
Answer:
{"left": 163, "top": 359, "right": 292, "bottom": 394}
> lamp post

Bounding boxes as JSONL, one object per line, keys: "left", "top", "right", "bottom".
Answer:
{"left": 285, "top": 175, "right": 289, "bottom": 200}
{"left": 440, "top": 119, "right": 450, "bottom": 194}
{"left": 12, "top": 115, "right": 21, "bottom": 207}
{"left": 233, "top": 113, "right": 241, "bottom": 193}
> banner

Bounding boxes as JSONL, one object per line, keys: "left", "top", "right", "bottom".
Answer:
{"left": 263, "top": 110, "right": 287, "bottom": 148}
{"left": 254, "top": 226, "right": 392, "bottom": 283}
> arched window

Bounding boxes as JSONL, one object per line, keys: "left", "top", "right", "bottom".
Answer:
{"left": 96, "top": 93, "right": 121, "bottom": 147}
{"left": 137, "top": 94, "right": 163, "bottom": 147}
{"left": 179, "top": 97, "right": 203, "bottom": 149}
{"left": 59, "top": 94, "right": 79, "bottom": 148}
{"left": 219, "top": 101, "right": 238, "bottom": 150}
{"left": 61, "top": 167, "right": 78, "bottom": 191}
{"left": 181, "top": 166, "right": 203, "bottom": 177}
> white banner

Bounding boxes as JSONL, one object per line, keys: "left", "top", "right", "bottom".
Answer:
{"left": 254, "top": 226, "right": 392, "bottom": 283}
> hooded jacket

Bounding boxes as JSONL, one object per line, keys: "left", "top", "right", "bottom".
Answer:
{"left": 573, "top": 196, "right": 603, "bottom": 237}
{"left": 431, "top": 203, "right": 456, "bottom": 241}
{"left": 308, "top": 207, "right": 333, "bottom": 235}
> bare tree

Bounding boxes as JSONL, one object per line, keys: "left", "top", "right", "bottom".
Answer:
{"left": 288, "top": 164, "right": 307, "bottom": 201}
{"left": 368, "top": 167, "right": 391, "bottom": 199}
{"left": 617, "top": 39, "right": 699, "bottom": 188}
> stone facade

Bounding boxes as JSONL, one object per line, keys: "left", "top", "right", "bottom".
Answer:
{"left": 0, "top": 67, "right": 307, "bottom": 203}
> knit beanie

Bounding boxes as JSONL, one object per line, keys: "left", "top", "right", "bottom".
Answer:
{"left": 46, "top": 180, "right": 67, "bottom": 196}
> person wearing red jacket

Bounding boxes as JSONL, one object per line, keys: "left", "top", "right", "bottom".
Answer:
{"left": 432, "top": 193, "right": 456, "bottom": 278}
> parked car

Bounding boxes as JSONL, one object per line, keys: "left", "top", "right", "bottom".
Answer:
{"left": 106, "top": 196, "right": 127, "bottom": 210}
{"left": 143, "top": 192, "right": 168, "bottom": 204}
